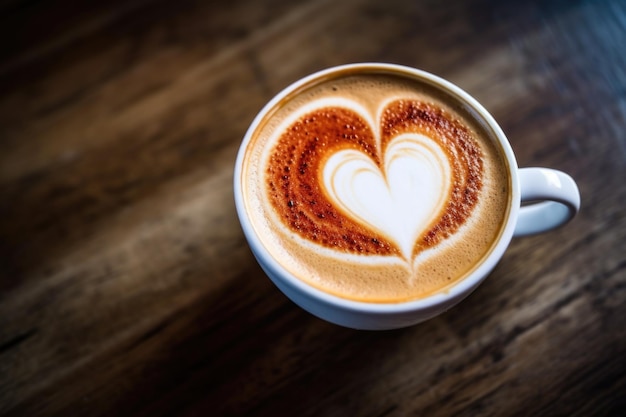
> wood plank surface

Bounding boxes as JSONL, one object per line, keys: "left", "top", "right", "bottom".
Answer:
{"left": 1, "top": 0, "right": 625, "bottom": 415}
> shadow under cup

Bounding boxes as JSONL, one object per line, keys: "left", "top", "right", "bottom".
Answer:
{"left": 235, "top": 63, "right": 526, "bottom": 330}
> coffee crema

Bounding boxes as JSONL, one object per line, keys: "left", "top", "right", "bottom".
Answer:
{"left": 242, "top": 70, "right": 510, "bottom": 303}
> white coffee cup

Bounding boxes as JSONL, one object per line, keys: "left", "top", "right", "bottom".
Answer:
{"left": 234, "top": 63, "right": 580, "bottom": 330}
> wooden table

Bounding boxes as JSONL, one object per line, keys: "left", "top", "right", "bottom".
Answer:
{"left": 1, "top": 0, "right": 624, "bottom": 415}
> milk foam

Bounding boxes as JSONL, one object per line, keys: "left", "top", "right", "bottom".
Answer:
{"left": 323, "top": 132, "right": 451, "bottom": 260}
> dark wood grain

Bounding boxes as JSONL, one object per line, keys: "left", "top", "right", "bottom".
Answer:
{"left": 1, "top": 0, "right": 625, "bottom": 415}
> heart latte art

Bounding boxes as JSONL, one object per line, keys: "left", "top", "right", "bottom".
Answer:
{"left": 323, "top": 131, "right": 452, "bottom": 260}
{"left": 265, "top": 99, "right": 483, "bottom": 262}
{"left": 243, "top": 72, "right": 509, "bottom": 302}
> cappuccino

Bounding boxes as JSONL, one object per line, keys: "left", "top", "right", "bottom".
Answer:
{"left": 241, "top": 68, "right": 511, "bottom": 303}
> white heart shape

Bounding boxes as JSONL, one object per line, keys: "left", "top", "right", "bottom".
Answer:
{"left": 323, "top": 133, "right": 452, "bottom": 259}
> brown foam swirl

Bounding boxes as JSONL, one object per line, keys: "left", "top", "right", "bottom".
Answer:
{"left": 265, "top": 99, "right": 483, "bottom": 260}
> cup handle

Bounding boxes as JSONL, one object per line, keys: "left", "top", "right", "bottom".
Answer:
{"left": 513, "top": 167, "right": 581, "bottom": 237}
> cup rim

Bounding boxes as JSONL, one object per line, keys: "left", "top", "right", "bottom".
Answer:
{"left": 234, "top": 62, "right": 520, "bottom": 314}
